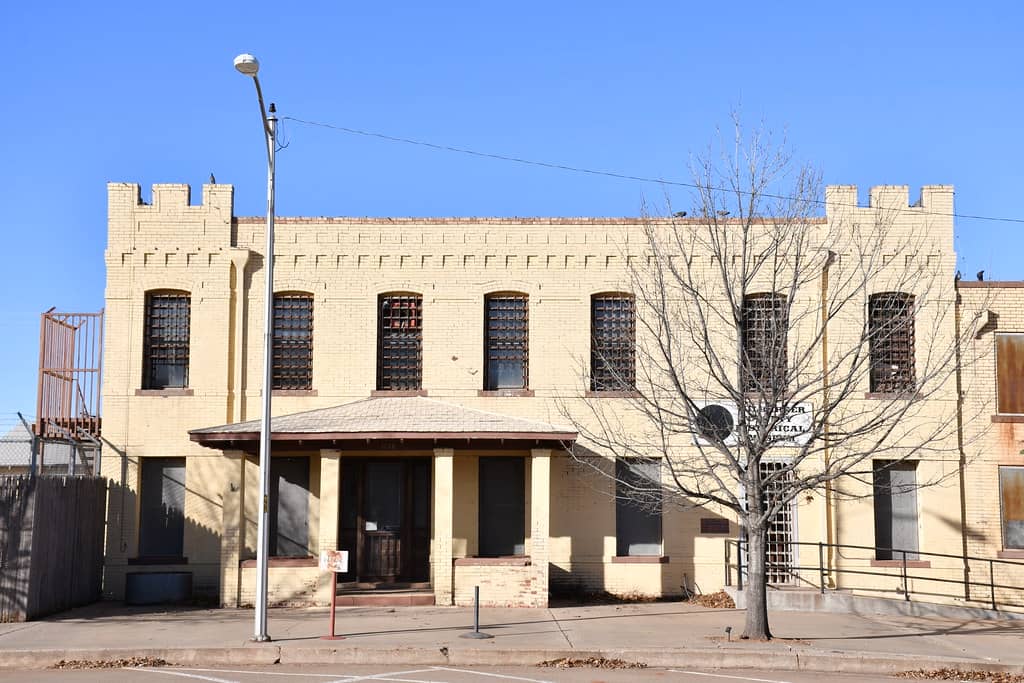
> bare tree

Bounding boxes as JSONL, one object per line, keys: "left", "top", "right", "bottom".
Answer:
{"left": 564, "top": 117, "right": 984, "bottom": 640}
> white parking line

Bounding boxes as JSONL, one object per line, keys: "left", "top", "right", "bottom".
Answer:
{"left": 670, "top": 671, "right": 794, "bottom": 683}
{"left": 172, "top": 668, "right": 353, "bottom": 679}
{"left": 324, "top": 668, "right": 442, "bottom": 683}
{"left": 131, "top": 669, "right": 241, "bottom": 683}
{"left": 433, "top": 667, "right": 554, "bottom": 683}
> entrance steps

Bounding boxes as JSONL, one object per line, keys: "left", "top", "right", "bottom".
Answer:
{"left": 335, "top": 588, "right": 435, "bottom": 607}
{"left": 722, "top": 585, "right": 1024, "bottom": 620}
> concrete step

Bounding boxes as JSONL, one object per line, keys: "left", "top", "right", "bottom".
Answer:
{"left": 334, "top": 591, "right": 435, "bottom": 607}
{"left": 723, "top": 585, "right": 1024, "bottom": 620}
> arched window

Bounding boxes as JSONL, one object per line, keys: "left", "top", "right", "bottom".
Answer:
{"left": 484, "top": 293, "right": 529, "bottom": 390}
{"left": 868, "top": 292, "right": 915, "bottom": 393}
{"left": 272, "top": 292, "right": 314, "bottom": 390}
{"left": 378, "top": 293, "right": 423, "bottom": 390}
{"left": 143, "top": 290, "right": 190, "bottom": 389}
{"left": 741, "top": 293, "right": 788, "bottom": 392}
{"left": 591, "top": 293, "right": 635, "bottom": 391}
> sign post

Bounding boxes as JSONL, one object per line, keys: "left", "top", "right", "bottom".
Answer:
{"left": 319, "top": 550, "right": 349, "bottom": 640}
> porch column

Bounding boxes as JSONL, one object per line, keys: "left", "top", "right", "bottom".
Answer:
{"left": 530, "top": 448, "right": 551, "bottom": 608}
{"left": 315, "top": 449, "right": 342, "bottom": 605}
{"left": 433, "top": 448, "right": 455, "bottom": 606}
{"left": 220, "top": 450, "right": 246, "bottom": 607}
{"left": 318, "top": 449, "right": 341, "bottom": 553}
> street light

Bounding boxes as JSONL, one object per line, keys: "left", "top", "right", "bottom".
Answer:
{"left": 234, "top": 52, "right": 276, "bottom": 643}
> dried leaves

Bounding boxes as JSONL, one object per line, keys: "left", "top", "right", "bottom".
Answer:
{"left": 52, "top": 657, "right": 169, "bottom": 669}
{"left": 897, "top": 669, "right": 1024, "bottom": 682}
{"left": 539, "top": 657, "right": 647, "bottom": 669}
{"left": 687, "top": 590, "right": 737, "bottom": 609}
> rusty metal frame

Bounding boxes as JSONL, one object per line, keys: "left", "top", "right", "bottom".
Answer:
{"left": 35, "top": 309, "right": 104, "bottom": 442}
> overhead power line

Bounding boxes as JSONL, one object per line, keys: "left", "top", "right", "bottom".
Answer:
{"left": 282, "top": 116, "right": 1024, "bottom": 225}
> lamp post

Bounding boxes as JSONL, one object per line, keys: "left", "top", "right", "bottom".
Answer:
{"left": 234, "top": 52, "right": 276, "bottom": 643}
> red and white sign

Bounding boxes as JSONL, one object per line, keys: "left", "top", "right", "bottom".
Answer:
{"left": 319, "top": 550, "right": 349, "bottom": 573}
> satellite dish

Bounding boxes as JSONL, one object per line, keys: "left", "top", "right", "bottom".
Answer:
{"left": 697, "top": 404, "right": 735, "bottom": 442}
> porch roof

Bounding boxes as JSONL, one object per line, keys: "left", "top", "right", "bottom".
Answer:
{"left": 189, "top": 396, "right": 577, "bottom": 451}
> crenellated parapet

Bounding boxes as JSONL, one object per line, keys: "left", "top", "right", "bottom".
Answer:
{"left": 106, "top": 182, "right": 235, "bottom": 252}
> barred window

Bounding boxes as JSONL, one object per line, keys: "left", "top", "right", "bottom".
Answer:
{"left": 143, "top": 291, "right": 190, "bottom": 389}
{"left": 484, "top": 294, "right": 528, "bottom": 390}
{"left": 272, "top": 293, "right": 313, "bottom": 390}
{"left": 741, "top": 293, "right": 788, "bottom": 392}
{"left": 591, "top": 294, "right": 635, "bottom": 391}
{"left": 378, "top": 294, "right": 423, "bottom": 390}
{"left": 868, "top": 292, "right": 916, "bottom": 393}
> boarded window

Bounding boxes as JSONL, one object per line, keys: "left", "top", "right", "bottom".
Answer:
{"left": 1000, "top": 466, "right": 1024, "bottom": 550}
{"left": 741, "top": 293, "right": 788, "bottom": 392}
{"left": 143, "top": 292, "right": 190, "bottom": 389}
{"left": 272, "top": 293, "right": 314, "bottom": 390}
{"left": 484, "top": 294, "right": 528, "bottom": 390}
{"left": 478, "top": 457, "right": 525, "bottom": 556}
{"left": 873, "top": 461, "right": 919, "bottom": 560}
{"left": 269, "top": 456, "right": 310, "bottom": 557}
{"left": 616, "top": 458, "right": 662, "bottom": 556}
{"left": 996, "top": 334, "right": 1024, "bottom": 415}
{"left": 868, "top": 292, "right": 916, "bottom": 393}
{"left": 378, "top": 294, "right": 423, "bottom": 390}
{"left": 138, "top": 457, "right": 186, "bottom": 558}
{"left": 591, "top": 294, "right": 635, "bottom": 391}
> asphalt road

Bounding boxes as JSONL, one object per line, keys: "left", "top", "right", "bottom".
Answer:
{"left": 0, "top": 664, "right": 904, "bottom": 682}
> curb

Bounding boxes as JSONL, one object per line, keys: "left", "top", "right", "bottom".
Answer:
{"left": 2, "top": 645, "right": 1023, "bottom": 675}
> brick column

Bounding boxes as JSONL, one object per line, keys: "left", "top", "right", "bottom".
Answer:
{"left": 530, "top": 448, "right": 551, "bottom": 608}
{"left": 433, "top": 448, "right": 455, "bottom": 606}
{"left": 314, "top": 449, "right": 342, "bottom": 605}
{"left": 219, "top": 450, "right": 246, "bottom": 607}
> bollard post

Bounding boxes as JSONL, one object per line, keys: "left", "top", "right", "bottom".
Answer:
{"left": 902, "top": 550, "right": 910, "bottom": 602}
{"left": 460, "top": 585, "right": 493, "bottom": 639}
{"left": 320, "top": 571, "right": 345, "bottom": 640}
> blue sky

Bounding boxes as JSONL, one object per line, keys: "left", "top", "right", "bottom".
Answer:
{"left": 2, "top": 1, "right": 1022, "bottom": 417}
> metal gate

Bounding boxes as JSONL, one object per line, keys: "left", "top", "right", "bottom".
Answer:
{"left": 760, "top": 461, "right": 797, "bottom": 585}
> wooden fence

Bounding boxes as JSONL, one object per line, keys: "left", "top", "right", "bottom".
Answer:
{"left": 0, "top": 475, "right": 106, "bottom": 621}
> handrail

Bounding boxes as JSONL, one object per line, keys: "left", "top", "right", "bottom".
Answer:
{"left": 724, "top": 539, "right": 1024, "bottom": 612}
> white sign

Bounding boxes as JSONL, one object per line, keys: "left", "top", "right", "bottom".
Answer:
{"left": 319, "top": 550, "right": 349, "bottom": 573}
{"left": 693, "top": 401, "right": 813, "bottom": 447}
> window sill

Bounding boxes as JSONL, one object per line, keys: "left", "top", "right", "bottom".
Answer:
{"left": 455, "top": 556, "right": 532, "bottom": 567}
{"left": 135, "top": 388, "right": 194, "bottom": 396}
{"left": 585, "top": 390, "right": 640, "bottom": 398}
{"left": 998, "top": 550, "right": 1024, "bottom": 559}
{"left": 240, "top": 556, "right": 316, "bottom": 568}
{"left": 870, "top": 559, "right": 931, "bottom": 568}
{"left": 371, "top": 389, "right": 428, "bottom": 397}
{"left": 272, "top": 389, "right": 318, "bottom": 397}
{"left": 127, "top": 556, "right": 188, "bottom": 566}
{"left": 611, "top": 555, "right": 669, "bottom": 564}
{"left": 864, "top": 392, "right": 921, "bottom": 400}
{"left": 477, "top": 389, "right": 535, "bottom": 397}
{"left": 991, "top": 415, "right": 1024, "bottom": 423}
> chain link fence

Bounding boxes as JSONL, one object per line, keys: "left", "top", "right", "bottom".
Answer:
{"left": 0, "top": 414, "right": 87, "bottom": 475}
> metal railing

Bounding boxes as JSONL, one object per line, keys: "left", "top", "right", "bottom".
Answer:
{"left": 725, "top": 539, "right": 1024, "bottom": 611}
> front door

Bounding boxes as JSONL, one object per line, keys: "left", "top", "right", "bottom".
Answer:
{"left": 339, "top": 458, "right": 431, "bottom": 585}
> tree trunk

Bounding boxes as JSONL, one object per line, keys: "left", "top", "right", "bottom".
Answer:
{"left": 742, "top": 524, "right": 772, "bottom": 640}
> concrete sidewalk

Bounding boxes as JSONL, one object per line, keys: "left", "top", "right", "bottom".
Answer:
{"left": 0, "top": 601, "right": 1022, "bottom": 675}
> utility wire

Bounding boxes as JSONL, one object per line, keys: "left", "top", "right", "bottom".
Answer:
{"left": 283, "top": 115, "right": 1024, "bottom": 225}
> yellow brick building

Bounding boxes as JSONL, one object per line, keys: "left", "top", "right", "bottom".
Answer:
{"left": 99, "top": 181, "right": 1024, "bottom": 610}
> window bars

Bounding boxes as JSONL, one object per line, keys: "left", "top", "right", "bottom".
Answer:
{"left": 143, "top": 292, "right": 190, "bottom": 389}
{"left": 378, "top": 294, "right": 423, "bottom": 390}
{"left": 868, "top": 292, "right": 916, "bottom": 393}
{"left": 591, "top": 294, "right": 635, "bottom": 391}
{"left": 741, "top": 293, "right": 788, "bottom": 392}
{"left": 484, "top": 294, "right": 529, "bottom": 390}
{"left": 272, "top": 293, "right": 314, "bottom": 390}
